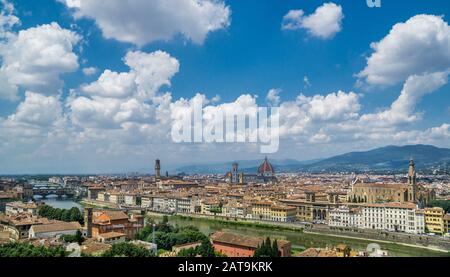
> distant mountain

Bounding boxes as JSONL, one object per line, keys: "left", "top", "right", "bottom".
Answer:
{"left": 174, "top": 145, "right": 450, "bottom": 174}
{"left": 174, "top": 159, "right": 320, "bottom": 175}
{"left": 302, "top": 145, "right": 450, "bottom": 173}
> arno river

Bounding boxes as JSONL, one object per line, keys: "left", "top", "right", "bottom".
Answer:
{"left": 151, "top": 215, "right": 450, "bottom": 257}
{"left": 34, "top": 196, "right": 82, "bottom": 210}
{"left": 37, "top": 198, "right": 448, "bottom": 257}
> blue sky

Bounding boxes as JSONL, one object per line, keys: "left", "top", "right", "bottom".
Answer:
{"left": 0, "top": 0, "right": 449, "bottom": 174}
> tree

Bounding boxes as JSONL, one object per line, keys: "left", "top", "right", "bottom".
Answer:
{"left": 271, "top": 239, "right": 280, "bottom": 257}
{"left": 38, "top": 205, "right": 83, "bottom": 224}
{"left": 198, "top": 238, "right": 215, "bottom": 257}
{"left": 102, "top": 243, "right": 154, "bottom": 257}
{"left": 427, "top": 200, "right": 450, "bottom": 213}
{"left": 177, "top": 247, "right": 198, "bottom": 257}
{"left": 62, "top": 230, "right": 84, "bottom": 245}
{"left": 136, "top": 223, "right": 207, "bottom": 251}
{"left": 0, "top": 243, "right": 67, "bottom": 257}
{"left": 254, "top": 237, "right": 279, "bottom": 258}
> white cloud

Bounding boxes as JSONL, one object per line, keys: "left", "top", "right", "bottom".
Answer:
{"left": 0, "top": 0, "right": 19, "bottom": 36}
{"left": 303, "top": 76, "right": 311, "bottom": 88}
{"left": 82, "top": 70, "right": 136, "bottom": 99}
{"left": 358, "top": 15, "right": 450, "bottom": 86}
{"left": 59, "top": 0, "right": 231, "bottom": 46}
{"left": 82, "top": 66, "right": 97, "bottom": 76}
{"left": 282, "top": 3, "right": 343, "bottom": 39}
{"left": 266, "top": 88, "right": 281, "bottom": 106}
{"left": 360, "top": 71, "right": 449, "bottom": 126}
{"left": 278, "top": 91, "right": 361, "bottom": 137}
{"left": 6, "top": 91, "right": 62, "bottom": 127}
{"left": 124, "top": 51, "right": 180, "bottom": 100}
{"left": 0, "top": 22, "right": 81, "bottom": 96}
{"left": 69, "top": 50, "right": 179, "bottom": 130}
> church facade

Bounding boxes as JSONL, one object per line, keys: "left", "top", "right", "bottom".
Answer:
{"left": 347, "top": 160, "right": 435, "bottom": 206}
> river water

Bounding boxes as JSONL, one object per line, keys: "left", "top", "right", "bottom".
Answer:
{"left": 34, "top": 196, "right": 82, "bottom": 210}
{"left": 150, "top": 215, "right": 448, "bottom": 257}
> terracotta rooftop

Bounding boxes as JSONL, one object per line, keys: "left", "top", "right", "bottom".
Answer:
{"left": 31, "top": 221, "right": 81, "bottom": 234}
{"left": 98, "top": 232, "right": 126, "bottom": 239}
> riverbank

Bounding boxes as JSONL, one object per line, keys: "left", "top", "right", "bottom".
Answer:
{"left": 79, "top": 199, "right": 118, "bottom": 209}
{"left": 147, "top": 213, "right": 450, "bottom": 257}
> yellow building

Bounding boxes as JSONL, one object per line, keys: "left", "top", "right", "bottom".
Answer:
{"left": 109, "top": 193, "right": 125, "bottom": 205}
{"left": 424, "top": 207, "right": 445, "bottom": 235}
{"left": 270, "top": 205, "right": 297, "bottom": 222}
{"left": 251, "top": 201, "right": 273, "bottom": 221}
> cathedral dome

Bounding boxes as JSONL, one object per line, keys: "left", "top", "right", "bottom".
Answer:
{"left": 258, "top": 157, "right": 275, "bottom": 176}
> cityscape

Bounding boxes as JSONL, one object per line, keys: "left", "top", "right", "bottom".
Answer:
{"left": 0, "top": 0, "right": 450, "bottom": 267}
{"left": 1, "top": 155, "right": 449, "bottom": 258}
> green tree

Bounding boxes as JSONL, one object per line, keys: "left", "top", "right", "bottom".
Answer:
{"left": 162, "top": 215, "right": 169, "bottom": 224}
{"left": 0, "top": 243, "right": 67, "bottom": 257}
{"left": 254, "top": 237, "right": 279, "bottom": 258}
{"left": 198, "top": 238, "right": 215, "bottom": 257}
{"left": 427, "top": 200, "right": 450, "bottom": 213}
{"left": 177, "top": 247, "right": 198, "bottom": 257}
{"left": 271, "top": 239, "right": 280, "bottom": 257}
{"left": 102, "top": 243, "right": 155, "bottom": 257}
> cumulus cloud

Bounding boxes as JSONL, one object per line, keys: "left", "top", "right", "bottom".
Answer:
{"left": 68, "top": 50, "right": 179, "bottom": 130}
{"left": 266, "top": 88, "right": 281, "bottom": 106}
{"left": 82, "top": 66, "right": 97, "bottom": 76}
{"left": 360, "top": 71, "right": 449, "bottom": 126}
{"left": 0, "top": 0, "right": 20, "bottom": 36}
{"left": 358, "top": 15, "right": 450, "bottom": 86}
{"left": 277, "top": 91, "right": 361, "bottom": 139}
{"left": 282, "top": 3, "right": 343, "bottom": 39}
{"left": 0, "top": 22, "right": 81, "bottom": 96}
{"left": 59, "top": 0, "right": 231, "bottom": 46}
{"left": 6, "top": 91, "right": 62, "bottom": 127}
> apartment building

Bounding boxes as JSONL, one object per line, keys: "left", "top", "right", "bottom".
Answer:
{"left": 361, "top": 203, "right": 424, "bottom": 234}
{"left": 329, "top": 206, "right": 361, "bottom": 228}
{"left": 329, "top": 203, "right": 424, "bottom": 234}
{"left": 424, "top": 207, "right": 445, "bottom": 235}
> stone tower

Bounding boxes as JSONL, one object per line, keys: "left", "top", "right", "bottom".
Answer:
{"left": 408, "top": 159, "right": 417, "bottom": 203}
{"left": 155, "top": 159, "right": 161, "bottom": 179}
{"left": 231, "top": 163, "right": 239, "bottom": 184}
{"left": 84, "top": 208, "right": 93, "bottom": 238}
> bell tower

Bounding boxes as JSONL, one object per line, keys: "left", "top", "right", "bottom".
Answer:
{"left": 408, "top": 159, "right": 417, "bottom": 203}
{"left": 155, "top": 159, "right": 161, "bottom": 179}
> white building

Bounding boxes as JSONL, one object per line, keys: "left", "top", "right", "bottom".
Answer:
{"left": 152, "top": 196, "right": 177, "bottom": 213}
{"left": 124, "top": 194, "right": 137, "bottom": 206}
{"left": 141, "top": 195, "right": 153, "bottom": 208}
{"left": 222, "top": 202, "right": 250, "bottom": 219}
{"left": 361, "top": 203, "right": 425, "bottom": 234}
{"left": 329, "top": 203, "right": 425, "bottom": 234}
{"left": 328, "top": 206, "right": 361, "bottom": 228}
{"left": 29, "top": 221, "right": 81, "bottom": 239}
{"left": 175, "top": 197, "right": 192, "bottom": 213}
{"left": 5, "top": 201, "right": 38, "bottom": 216}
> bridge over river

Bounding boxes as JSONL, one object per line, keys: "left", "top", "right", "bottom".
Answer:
{"left": 32, "top": 183, "right": 76, "bottom": 198}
